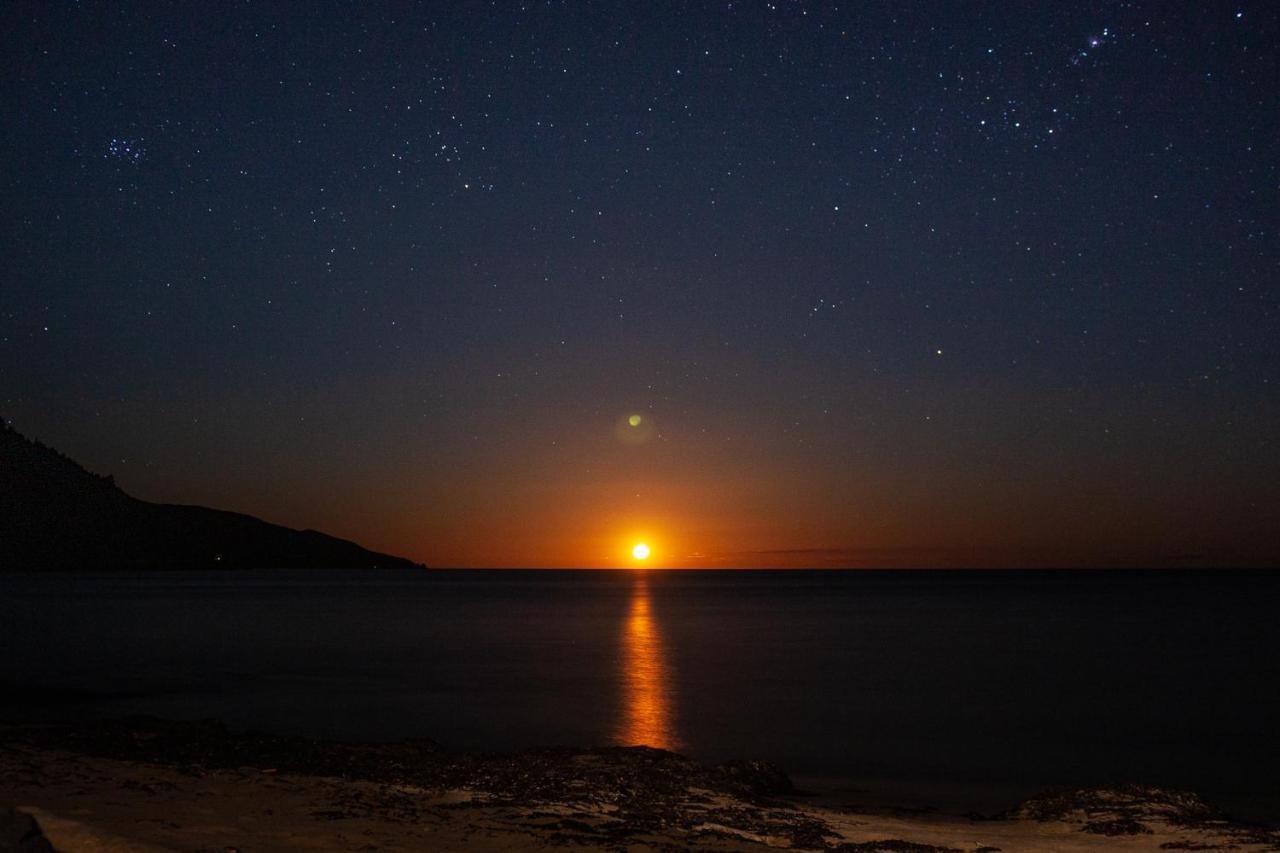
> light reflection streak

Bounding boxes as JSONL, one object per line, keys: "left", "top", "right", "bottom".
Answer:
{"left": 615, "top": 574, "right": 680, "bottom": 750}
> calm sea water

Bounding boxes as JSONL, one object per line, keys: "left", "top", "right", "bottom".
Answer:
{"left": 2, "top": 569, "right": 1277, "bottom": 820}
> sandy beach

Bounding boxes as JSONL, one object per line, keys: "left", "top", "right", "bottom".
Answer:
{"left": 3, "top": 717, "right": 1277, "bottom": 852}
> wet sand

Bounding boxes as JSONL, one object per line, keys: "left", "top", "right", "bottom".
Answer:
{"left": 2, "top": 717, "right": 1277, "bottom": 852}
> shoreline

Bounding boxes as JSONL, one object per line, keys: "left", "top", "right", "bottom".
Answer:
{"left": 3, "top": 716, "right": 1278, "bottom": 852}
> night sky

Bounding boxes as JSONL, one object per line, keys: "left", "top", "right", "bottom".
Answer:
{"left": 3, "top": 1, "right": 1277, "bottom": 568}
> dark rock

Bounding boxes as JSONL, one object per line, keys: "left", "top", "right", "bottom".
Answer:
{"left": 1, "top": 717, "right": 829, "bottom": 849}
{"left": 1013, "top": 784, "right": 1218, "bottom": 825}
{"left": 1010, "top": 785, "right": 1280, "bottom": 848}
{"left": 714, "top": 759, "right": 795, "bottom": 796}
{"left": 1081, "top": 817, "right": 1154, "bottom": 835}
{"left": 830, "top": 841, "right": 961, "bottom": 852}
{"left": 0, "top": 806, "right": 55, "bottom": 853}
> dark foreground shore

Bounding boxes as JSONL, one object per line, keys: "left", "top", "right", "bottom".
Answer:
{"left": 2, "top": 717, "right": 1277, "bottom": 852}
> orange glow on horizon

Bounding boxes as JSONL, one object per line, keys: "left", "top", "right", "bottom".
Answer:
{"left": 616, "top": 576, "right": 679, "bottom": 749}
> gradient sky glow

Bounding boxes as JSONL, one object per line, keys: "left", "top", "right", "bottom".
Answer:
{"left": 3, "top": 1, "right": 1277, "bottom": 567}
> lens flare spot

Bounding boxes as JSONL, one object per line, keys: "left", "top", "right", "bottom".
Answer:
{"left": 616, "top": 412, "right": 654, "bottom": 445}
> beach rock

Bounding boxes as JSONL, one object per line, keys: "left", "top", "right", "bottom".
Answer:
{"left": 1080, "top": 816, "right": 1154, "bottom": 835}
{"left": 1013, "top": 784, "right": 1218, "bottom": 827}
{"left": 830, "top": 841, "right": 961, "bottom": 852}
{"left": 1010, "top": 786, "right": 1280, "bottom": 850}
{"left": 714, "top": 758, "right": 795, "bottom": 795}
{"left": 0, "top": 806, "right": 55, "bottom": 853}
{"left": 2, "top": 718, "right": 833, "bottom": 849}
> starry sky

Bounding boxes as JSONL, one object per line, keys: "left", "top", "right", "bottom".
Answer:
{"left": 3, "top": 1, "right": 1277, "bottom": 568}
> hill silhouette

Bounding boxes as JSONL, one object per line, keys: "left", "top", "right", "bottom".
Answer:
{"left": 0, "top": 419, "right": 424, "bottom": 571}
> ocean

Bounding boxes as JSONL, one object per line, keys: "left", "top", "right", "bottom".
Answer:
{"left": 2, "top": 569, "right": 1277, "bottom": 821}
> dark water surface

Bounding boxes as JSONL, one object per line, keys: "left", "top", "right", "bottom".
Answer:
{"left": 2, "top": 569, "right": 1277, "bottom": 820}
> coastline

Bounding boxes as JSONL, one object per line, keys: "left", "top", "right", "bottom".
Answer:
{"left": 3, "top": 717, "right": 1277, "bottom": 852}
